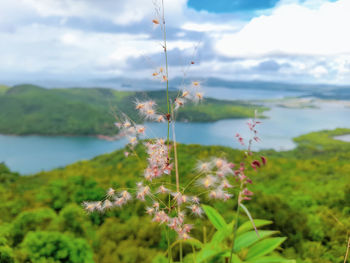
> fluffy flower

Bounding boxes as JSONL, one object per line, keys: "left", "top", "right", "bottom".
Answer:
{"left": 157, "top": 185, "right": 169, "bottom": 194}
{"left": 103, "top": 200, "right": 113, "bottom": 210}
{"left": 120, "top": 190, "right": 132, "bottom": 202}
{"left": 82, "top": 201, "right": 101, "bottom": 213}
{"left": 106, "top": 188, "right": 115, "bottom": 198}
{"left": 196, "top": 161, "right": 213, "bottom": 173}
{"left": 198, "top": 175, "right": 217, "bottom": 189}
{"left": 188, "top": 204, "right": 203, "bottom": 217}
{"left": 172, "top": 192, "right": 183, "bottom": 205}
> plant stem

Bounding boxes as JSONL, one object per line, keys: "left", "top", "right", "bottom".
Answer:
{"left": 191, "top": 243, "right": 197, "bottom": 263}
{"left": 164, "top": 225, "right": 172, "bottom": 263}
{"left": 160, "top": 2, "right": 172, "bottom": 262}
{"left": 171, "top": 105, "right": 183, "bottom": 263}
{"left": 229, "top": 191, "right": 242, "bottom": 263}
{"left": 161, "top": 0, "right": 170, "bottom": 148}
{"left": 171, "top": 108, "right": 180, "bottom": 194}
{"left": 344, "top": 235, "right": 350, "bottom": 263}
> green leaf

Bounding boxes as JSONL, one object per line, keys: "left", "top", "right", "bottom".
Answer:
{"left": 237, "top": 220, "right": 272, "bottom": 235}
{"left": 245, "top": 237, "right": 287, "bottom": 260}
{"left": 220, "top": 251, "right": 243, "bottom": 263}
{"left": 202, "top": 205, "right": 227, "bottom": 230}
{"left": 230, "top": 254, "right": 243, "bottom": 263}
{"left": 195, "top": 246, "right": 222, "bottom": 263}
{"left": 246, "top": 256, "right": 296, "bottom": 263}
{"left": 169, "top": 238, "right": 203, "bottom": 251}
{"left": 210, "top": 222, "right": 234, "bottom": 245}
{"left": 234, "top": 230, "right": 278, "bottom": 252}
{"left": 240, "top": 203, "right": 259, "bottom": 236}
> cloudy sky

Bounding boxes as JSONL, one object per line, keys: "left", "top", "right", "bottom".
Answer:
{"left": 0, "top": 0, "right": 349, "bottom": 86}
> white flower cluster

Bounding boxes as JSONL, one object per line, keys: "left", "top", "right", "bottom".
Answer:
{"left": 144, "top": 139, "right": 172, "bottom": 181}
{"left": 135, "top": 100, "right": 165, "bottom": 122}
{"left": 174, "top": 81, "right": 204, "bottom": 110}
{"left": 114, "top": 118, "right": 145, "bottom": 147}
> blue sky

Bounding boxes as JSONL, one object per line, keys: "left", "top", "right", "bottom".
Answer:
{"left": 0, "top": 0, "right": 349, "bottom": 86}
{"left": 188, "top": 0, "right": 280, "bottom": 12}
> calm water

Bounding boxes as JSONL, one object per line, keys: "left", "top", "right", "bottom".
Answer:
{"left": 202, "top": 86, "right": 305, "bottom": 100}
{"left": 1, "top": 101, "right": 349, "bottom": 174}
{"left": 334, "top": 134, "right": 350, "bottom": 142}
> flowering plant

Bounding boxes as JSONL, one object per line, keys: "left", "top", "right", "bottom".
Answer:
{"left": 83, "top": 1, "right": 292, "bottom": 262}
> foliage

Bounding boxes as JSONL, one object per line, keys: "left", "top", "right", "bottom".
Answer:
{"left": 0, "top": 129, "right": 349, "bottom": 262}
{"left": 20, "top": 231, "right": 94, "bottom": 263}
{"left": 0, "top": 246, "right": 14, "bottom": 263}
{"left": 0, "top": 163, "right": 19, "bottom": 184}
{"left": 175, "top": 205, "right": 294, "bottom": 263}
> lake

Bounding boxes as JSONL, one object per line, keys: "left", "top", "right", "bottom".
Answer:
{"left": 334, "top": 134, "right": 350, "bottom": 142}
{"left": 202, "top": 86, "right": 305, "bottom": 100}
{"left": 1, "top": 100, "right": 349, "bottom": 174}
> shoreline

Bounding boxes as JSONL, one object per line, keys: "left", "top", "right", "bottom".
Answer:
{"left": 333, "top": 134, "right": 350, "bottom": 142}
{"left": 0, "top": 133, "right": 121, "bottom": 141}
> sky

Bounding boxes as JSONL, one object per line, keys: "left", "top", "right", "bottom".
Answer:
{"left": 0, "top": 0, "right": 349, "bottom": 86}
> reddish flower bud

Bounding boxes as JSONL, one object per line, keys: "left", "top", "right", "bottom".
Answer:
{"left": 261, "top": 156, "right": 267, "bottom": 165}
{"left": 252, "top": 160, "right": 261, "bottom": 168}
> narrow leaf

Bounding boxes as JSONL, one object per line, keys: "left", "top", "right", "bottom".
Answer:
{"left": 246, "top": 237, "right": 287, "bottom": 260}
{"left": 169, "top": 238, "right": 203, "bottom": 251}
{"left": 246, "top": 256, "right": 296, "bottom": 263}
{"left": 234, "top": 230, "right": 278, "bottom": 252}
{"left": 202, "top": 205, "right": 227, "bottom": 230}
{"left": 240, "top": 203, "right": 259, "bottom": 237}
{"left": 237, "top": 220, "right": 272, "bottom": 235}
{"left": 195, "top": 246, "right": 222, "bottom": 263}
{"left": 210, "top": 228, "right": 231, "bottom": 245}
{"left": 220, "top": 251, "right": 243, "bottom": 263}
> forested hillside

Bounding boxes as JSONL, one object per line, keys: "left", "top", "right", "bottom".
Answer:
{"left": 0, "top": 84, "right": 266, "bottom": 136}
{"left": 0, "top": 129, "right": 349, "bottom": 262}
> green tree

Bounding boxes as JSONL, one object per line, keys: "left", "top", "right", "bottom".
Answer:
{"left": 20, "top": 231, "right": 94, "bottom": 263}
{"left": 0, "top": 246, "right": 14, "bottom": 263}
{"left": 10, "top": 208, "right": 57, "bottom": 246}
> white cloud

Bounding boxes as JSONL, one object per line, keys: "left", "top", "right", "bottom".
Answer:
{"left": 0, "top": 0, "right": 350, "bottom": 85}
{"left": 216, "top": 0, "right": 350, "bottom": 57}
{"left": 22, "top": 0, "right": 187, "bottom": 26}
{"left": 310, "top": 65, "right": 328, "bottom": 78}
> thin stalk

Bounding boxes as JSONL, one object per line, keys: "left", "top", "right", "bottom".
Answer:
{"left": 344, "top": 235, "right": 350, "bottom": 263}
{"left": 171, "top": 107, "right": 180, "bottom": 194}
{"left": 161, "top": 0, "right": 170, "bottom": 149}
{"left": 164, "top": 225, "right": 172, "bottom": 263}
{"left": 160, "top": 2, "right": 172, "bottom": 262}
{"left": 229, "top": 186, "right": 243, "bottom": 263}
{"left": 203, "top": 226, "right": 207, "bottom": 263}
{"left": 191, "top": 243, "right": 197, "bottom": 263}
{"left": 182, "top": 171, "right": 205, "bottom": 193}
{"left": 171, "top": 104, "right": 182, "bottom": 263}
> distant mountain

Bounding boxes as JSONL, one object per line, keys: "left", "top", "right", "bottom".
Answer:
{"left": 2, "top": 77, "right": 349, "bottom": 98}
{"left": 97, "top": 77, "right": 350, "bottom": 99}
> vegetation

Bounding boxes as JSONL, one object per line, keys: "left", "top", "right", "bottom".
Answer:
{"left": 0, "top": 85, "right": 9, "bottom": 95}
{"left": 0, "top": 128, "right": 349, "bottom": 262}
{"left": 0, "top": 84, "right": 266, "bottom": 136}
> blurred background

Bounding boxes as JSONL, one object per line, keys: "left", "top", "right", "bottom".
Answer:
{"left": 0, "top": 1, "right": 349, "bottom": 263}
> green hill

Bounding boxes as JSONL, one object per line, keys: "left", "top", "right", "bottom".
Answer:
{"left": 0, "top": 84, "right": 9, "bottom": 95}
{"left": 0, "top": 129, "right": 349, "bottom": 262}
{"left": 0, "top": 84, "right": 266, "bottom": 136}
